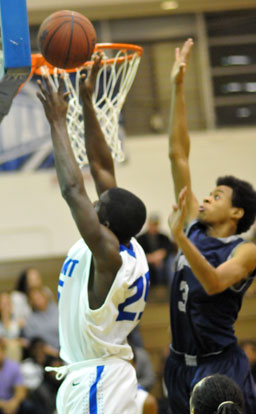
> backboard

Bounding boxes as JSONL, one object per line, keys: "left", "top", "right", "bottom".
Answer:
{"left": 0, "top": 0, "right": 31, "bottom": 122}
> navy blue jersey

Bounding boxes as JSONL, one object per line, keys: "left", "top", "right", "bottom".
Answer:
{"left": 170, "top": 220, "right": 255, "bottom": 355}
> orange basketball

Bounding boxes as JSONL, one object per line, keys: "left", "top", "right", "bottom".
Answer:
{"left": 37, "top": 10, "right": 97, "bottom": 69}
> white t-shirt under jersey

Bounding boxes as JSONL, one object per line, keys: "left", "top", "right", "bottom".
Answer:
{"left": 58, "top": 237, "right": 149, "bottom": 364}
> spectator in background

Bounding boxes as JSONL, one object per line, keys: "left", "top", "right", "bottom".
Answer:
{"left": 21, "top": 339, "right": 63, "bottom": 414}
{"left": 244, "top": 219, "right": 256, "bottom": 244}
{"left": 0, "top": 292, "right": 23, "bottom": 361}
{"left": 190, "top": 374, "right": 244, "bottom": 414}
{"left": 129, "top": 344, "right": 158, "bottom": 414}
{"left": 133, "top": 345, "right": 156, "bottom": 392}
{"left": 20, "top": 337, "right": 46, "bottom": 392}
{"left": 11, "top": 267, "right": 54, "bottom": 326}
{"left": 0, "top": 336, "right": 38, "bottom": 414}
{"left": 33, "top": 355, "right": 64, "bottom": 414}
{"left": 240, "top": 340, "right": 256, "bottom": 386}
{"left": 22, "top": 287, "right": 59, "bottom": 354}
{"left": 137, "top": 213, "right": 177, "bottom": 286}
{"left": 0, "top": 292, "right": 22, "bottom": 339}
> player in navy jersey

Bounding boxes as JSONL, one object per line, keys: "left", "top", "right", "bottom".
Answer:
{"left": 165, "top": 38, "right": 256, "bottom": 414}
{"left": 37, "top": 54, "right": 149, "bottom": 414}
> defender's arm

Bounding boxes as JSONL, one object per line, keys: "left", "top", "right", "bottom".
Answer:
{"left": 169, "top": 39, "right": 199, "bottom": 225}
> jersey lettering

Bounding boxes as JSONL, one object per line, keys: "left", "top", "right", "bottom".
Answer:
{"left": 61, "top": 257, "right": 79, "bottom": 277}
{"left": 116, "top": 271, "right": 150, "bottom": 321}
{"left": 58, "top": 256, "right": 80, "bottom": 300}
{"left": 178, "top": 280, "right": 189, "bottom": 312}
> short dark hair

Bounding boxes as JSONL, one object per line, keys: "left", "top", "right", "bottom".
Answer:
{"left": 191, "top": 374, "right": 244, "bottom": 414}
{"left": 217, "top": 175, "right": 256, "bottom": 234}
{"left": 98, "top": 187, "right": 146, "bottom": 244}
{"left": 15, "top": 269, "right": 30, "bottom": 293}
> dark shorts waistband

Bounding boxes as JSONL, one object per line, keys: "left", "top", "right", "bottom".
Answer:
{"left": 169, "top": 343, "right": 237, "bottom": 367}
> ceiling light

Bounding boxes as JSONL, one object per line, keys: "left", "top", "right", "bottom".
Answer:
{"left": 161, "top": 1, "right": 179, "bottom": 10}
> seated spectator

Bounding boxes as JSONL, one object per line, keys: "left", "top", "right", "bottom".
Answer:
{"left": 243, "top": 219, "right": 256, "bottom": 244}
{"left": 133, "top": 345, "right": 156, "bottom": 392}
{"left": 21, "top": 287, "right": 59, "bottom": 353}
{"left": 32, "top": 355, "right": 64, "bottom": 414}
{"left": 128, "top": 325, "right": 145, "bottom": 348}
{"left": 240, "top": 339, "right": 256, "bottom": 386}
{"left": 129, "top": 347, "right": 158, "bottom": 414}
{"left": 0, "top": 292, "right": 22, "bottom": 339}
{"left": 11, "top": 267, "right": 53, "bottom": 325}
{"left": 0, "top": 336, "right": 39, "bottom": 414}
{"left": 137, "top": 213, "right": 177, "bottom": 286}
{"left": 20, "top": 338, "right": 47, "bottom": 392}
{"left": 190, "top": 374, "right": 244, "bottom": 414}
{"left": 0, "top": 292, "right": 23, "bottom": 361}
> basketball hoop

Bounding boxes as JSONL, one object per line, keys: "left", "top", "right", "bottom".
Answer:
{"left": 29, "top": 43, "right": 143, "bottom": 168}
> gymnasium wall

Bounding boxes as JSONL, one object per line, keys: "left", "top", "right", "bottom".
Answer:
{"left": 1, "top": 126, "right": 256, "bottom": 263}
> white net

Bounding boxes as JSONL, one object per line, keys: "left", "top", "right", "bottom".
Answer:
{"left": 40, "top": 46, "right": 142, "bottom": 168}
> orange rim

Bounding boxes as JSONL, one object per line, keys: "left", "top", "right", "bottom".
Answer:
{"left": 30, "top": 43, "right": 143, "bottom": 75}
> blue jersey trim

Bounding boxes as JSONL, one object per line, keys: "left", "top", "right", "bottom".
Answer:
{"left": 120, "top": 242, "right": 136, "bottom": 258}
{"left": 89, "top": 365, "right": 104, "bottom": 414}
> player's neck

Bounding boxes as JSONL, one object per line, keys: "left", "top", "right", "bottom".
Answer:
{"left": 206, "top": 221, "right": 237, "bottom": 238}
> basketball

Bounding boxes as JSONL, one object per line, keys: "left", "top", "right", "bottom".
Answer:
{"left": 37, "top": 10, "right": 97, "bottom": 69}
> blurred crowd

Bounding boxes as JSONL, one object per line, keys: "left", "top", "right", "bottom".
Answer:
{"left": 0, "top": 267, "right": 62, "bottom": 414}
{"left": 0, "top": 217, "right": 256, "bottom": 414}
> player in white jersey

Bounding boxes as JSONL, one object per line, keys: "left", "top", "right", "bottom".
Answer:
{"left": 37, "top": 54, "right": 149, "bottom": 414}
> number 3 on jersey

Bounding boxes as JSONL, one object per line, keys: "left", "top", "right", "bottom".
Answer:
{"left": 178, "top": 280, "right": 189, "bottom": 312}
{"left": 116, "top": 271, "right": 150, "bottom": 321}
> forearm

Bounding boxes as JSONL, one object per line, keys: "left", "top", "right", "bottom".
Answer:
{"left": 50, "top": 120, "right": 84, "bottom": 196}
{"left": 175, "top": 232, "right": 220, "bottom": 294}
{"left": 1, "top": 385, "right": 27, "bottom": 412}
{"left": 82, "top": 97, "right": 115, "bottom": 175}
{"left": 12, "top": 385, "right": 27, "bottom": 405}
{"left": 169, "top": 83, "right": 190, "bottom": 160}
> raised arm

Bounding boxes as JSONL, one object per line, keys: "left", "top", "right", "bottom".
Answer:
{"left": 169, "top": 38, "right": 199, "bottom": 225}
{"left": 36, "top": 77, "right": 121, "bottom": 277}
{"left": 79, "top": 53, "right": 117, "bottom": 197}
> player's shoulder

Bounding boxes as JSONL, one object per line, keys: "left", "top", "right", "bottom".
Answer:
{"left": 235, "top": 240, "right": 256, "bottom": 256}
{"left": 236, "top": 240, "right": 256, "bottom": 253}
{"left": 68, "top": 238, "right": 88, "bottom": 254}
{"left": 232, "top": 241, "right": 256, "bottom": 272}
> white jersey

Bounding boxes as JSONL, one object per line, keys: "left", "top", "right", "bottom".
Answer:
{"left": 58, "top": 237, "right": 149, "bottom": 364}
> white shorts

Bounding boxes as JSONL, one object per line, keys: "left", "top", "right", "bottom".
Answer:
{"left": 135, "top": 387, "right": 148, "bottom": 414}
{"left": 56, "top": 358, "right": 138, "bottom": 414}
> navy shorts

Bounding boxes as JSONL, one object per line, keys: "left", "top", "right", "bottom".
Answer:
{"left": 164, "top": 343, "right": 256, "bottom": 414}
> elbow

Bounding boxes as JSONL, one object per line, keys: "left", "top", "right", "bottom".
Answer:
{"left": 168, "top": 148, "right": 186, "bottom": 163}
{"left": 169, "top": 148, "right": 178, "bottom": 161}
{"left": 204, "top": 286, "right": 218, "bottom": 296}
{"left": 61, "top": 181, "right": 83, "bottom": 201}
{"left": 204, "top": 281, "right": 224, "bottom": 296}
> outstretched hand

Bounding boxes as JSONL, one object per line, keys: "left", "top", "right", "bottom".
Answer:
{"left": 170, "top": 38, "right": 194, "bottom": 85}
{"left": 79, "top": 52, "right": 103, "bottom": 101}
{"left": 168, "top": 187, "right": 187, "bottom": 240}
{"left": 36, "top": 76, "right": 69, "bottom": 124}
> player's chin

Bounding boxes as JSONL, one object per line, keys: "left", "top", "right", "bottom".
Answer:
{"left": 198, "top": 214, "right": 208, "bottom": 225}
